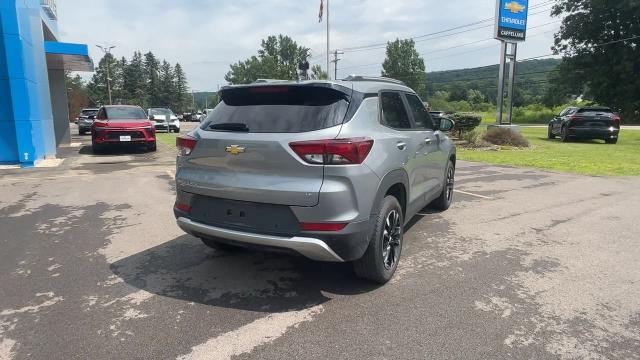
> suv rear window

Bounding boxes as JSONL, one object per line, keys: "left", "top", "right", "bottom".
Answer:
{"left": 577, "top": 108, "right": 612, "bottom": 115}
{"left": 201, "top": 86, "right": 350, "bottom": 133}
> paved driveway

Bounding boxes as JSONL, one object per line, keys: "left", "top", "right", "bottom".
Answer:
{"left": 1, "top": 132, "right": 639, "bottom": 359}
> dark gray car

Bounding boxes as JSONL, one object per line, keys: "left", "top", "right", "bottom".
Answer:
{"left": 77, "top": 108, "right": 98, "bottom": 135}
{"left": 173, "top": 77, "right": 456, "bottom": 283}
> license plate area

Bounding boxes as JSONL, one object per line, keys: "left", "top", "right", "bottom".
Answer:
{"left": 190, "top": 196, "right": 300, "bottom": 236}
{"left": 119, "top": 135, "right": 132, "bottom": 142}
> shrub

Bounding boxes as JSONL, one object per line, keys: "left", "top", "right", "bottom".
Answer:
{"left": 483, "top": 128, "right": 530, "bottom": 147}
{"left": 449, "top": 112, "right": 482, "bottom": 137}
{"left": 461, "top": 129, "right": 484, "bottom": 147}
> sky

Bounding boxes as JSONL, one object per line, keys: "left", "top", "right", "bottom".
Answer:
{"left": 56, "top": 0, "right": 561, "bottom": 92}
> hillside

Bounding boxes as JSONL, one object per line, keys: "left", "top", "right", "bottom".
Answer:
{"left": 426, "top": 58, "right": 561, "bottom": 105}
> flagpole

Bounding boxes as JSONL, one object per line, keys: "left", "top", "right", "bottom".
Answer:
{"left": 326, "top": 0, "right": 330, "bottom": 80}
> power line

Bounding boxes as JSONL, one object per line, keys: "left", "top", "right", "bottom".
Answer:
{"left": 341, "top": 1, "right": 556, "bottom": 53}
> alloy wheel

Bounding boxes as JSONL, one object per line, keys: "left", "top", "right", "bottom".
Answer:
{"left": 445, "top": 165, "right": 455, "bottom": 202}
{"left": 382, "top": 210, "right": 402, "bottom": 270}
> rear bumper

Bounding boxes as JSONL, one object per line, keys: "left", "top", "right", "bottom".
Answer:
{"left": 176, "top": 217, "right": 346, "bottom": 262}
{"left": 568, "top": 127, "right": 619, "bottom": 139}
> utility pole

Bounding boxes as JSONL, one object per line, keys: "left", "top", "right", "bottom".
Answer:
{"left": 331, "top": 50, "right": 344, "bottom": 80}
{"left": 326, "top": 0, "right": 330, "bottom": 80}
{"left": 96, "top": 45, "right": 116, "bottom": 105}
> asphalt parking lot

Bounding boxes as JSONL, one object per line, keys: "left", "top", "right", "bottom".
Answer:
{"left": 1, "top": 125, "right": 639, "bottom": 359}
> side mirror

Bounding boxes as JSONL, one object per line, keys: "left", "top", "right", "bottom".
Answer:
{"left": 439, "top": 118, "right": 455, "bottom": 132}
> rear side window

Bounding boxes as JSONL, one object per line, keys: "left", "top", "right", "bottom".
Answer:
{"left": 380, "top": 92, "right": 411, "bottom": 129}
{"left": 405, "top": 94, "right": 435, "bottom": 130}
{"left": 106, "top": 107, "right": 146, "bottom": 120}
{"left": 202, "top": 86, "right": 350, "bottom": 133}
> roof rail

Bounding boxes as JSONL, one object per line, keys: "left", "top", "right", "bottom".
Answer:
{"left": 253, "top": 79, "right": 291, "bottom": 84}
{"left": 342, "top": 75, "right": 406, "bottom": 86}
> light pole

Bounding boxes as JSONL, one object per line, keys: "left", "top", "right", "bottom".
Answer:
{"left": 96, "top": 45, "right": 116, "bottom": 105}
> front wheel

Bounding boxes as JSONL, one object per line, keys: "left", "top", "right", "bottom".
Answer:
{"left": 548, "top": 125, "right": 556, "bottom": 139}
{"left": 147, "top": 141, "right": 157, "bottom": 152}
{"left": 353, "top": 195, "right": 403, "bottom": 284}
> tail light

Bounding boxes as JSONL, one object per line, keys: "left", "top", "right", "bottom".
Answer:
{"left": 289, "top": 138, "right": 374, "bottom": 165}
{"left": 300, "top": 222, "right": 348, "bottom": 232}
{"left": 568, "top": 115, "right": 584, "bottom": 127}
{"left": 612, "top": 115, "right": 621, "bottom": 125}
{"left": 177, "top": 135, "right": 198, "bottom": 156}
{"left": 174, "top": 202, "right": 192, "bottom": 213}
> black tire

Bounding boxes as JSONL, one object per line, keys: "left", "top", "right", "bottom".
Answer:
{"left": 430, "top": 160, "right": 455, "bottom": 211}
{"left": 353, "top": 195, "right": 403, "bottom": 284}
{"left": 560, "top": 126, "right": 570, "bottom": 142}
{"left": 147, "top": 141, "right": 157, "bottom": 152}
{"left": 79, "top": 129, "right": 86, "bottom": 136}
{"left": 548, "top": 125, "right": 556, "bottom": 139}
{"left": 605, "top": 138, "right": 618, "bottom": 144}
{"left": 200, "top": 237, "right": 243, "bottom": 252}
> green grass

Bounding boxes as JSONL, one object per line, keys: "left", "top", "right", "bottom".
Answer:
{"left": 459, "top": 128, "right": 640, "bottom": 176}
{"left": 156, "top": 132, "right": 178, "bottom": 149}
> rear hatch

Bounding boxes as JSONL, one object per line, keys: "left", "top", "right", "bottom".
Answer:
{"left": 572, "top": 107, "right": 619, "bottom": 128}
{"left": 178, "top": 83, "right": 353, "bottom": 207}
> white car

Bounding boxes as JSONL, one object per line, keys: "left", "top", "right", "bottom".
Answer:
{"left": 148, "top": 108, "right": 180, "bottom": 133}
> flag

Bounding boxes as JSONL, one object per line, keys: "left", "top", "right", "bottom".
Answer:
{"left": 318, "top": 0, "right": 324, "bottom": 23}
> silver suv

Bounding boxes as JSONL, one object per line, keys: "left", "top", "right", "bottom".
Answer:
{"left": 173, "top": 77, "right": 456, "bottom": 283}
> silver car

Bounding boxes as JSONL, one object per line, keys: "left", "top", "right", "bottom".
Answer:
{"left": 173, "top": 76, "right": 456, "bottom": 283}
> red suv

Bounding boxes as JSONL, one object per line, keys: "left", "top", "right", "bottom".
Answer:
{"left": 91, "top": 105, "right": 157, "bottom": 153}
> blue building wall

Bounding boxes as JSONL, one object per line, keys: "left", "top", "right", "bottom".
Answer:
{"left": 0, "top": 0, "right": 56, "bottom": 166}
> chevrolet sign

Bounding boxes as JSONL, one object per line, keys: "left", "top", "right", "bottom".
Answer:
{"left": 495, "top": 0, "right": 528, "bottom": 41}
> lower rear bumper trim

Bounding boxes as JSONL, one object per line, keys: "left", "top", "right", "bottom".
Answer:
{"left": 176, "top": 217, "right": 345, "bottom": 262}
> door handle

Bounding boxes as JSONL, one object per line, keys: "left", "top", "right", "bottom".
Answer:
{"left": 396, "top": 142, "right": 407, "bottom": 150}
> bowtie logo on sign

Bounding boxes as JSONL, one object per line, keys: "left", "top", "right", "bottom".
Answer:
{"left": 504, "top": 1, "right": 526, "bottom": 14}
{"left": 495, "top": 0, "right": 529, "bottom": 41}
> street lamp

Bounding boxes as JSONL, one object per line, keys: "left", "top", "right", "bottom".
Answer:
{"left": 96, "top": 45, "right": 116, "bottom": 105}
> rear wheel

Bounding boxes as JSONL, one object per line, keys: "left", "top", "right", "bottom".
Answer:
{"left": 548, "top": 125, "right": 556, "bottom": 139}
{"left": 560, "top": 126, "right": 570, "bottom": 142}
{"left": 354, "top": 195, "right": 403, "bottom": 284}
{"left": 605, "top": 138, "right": 618, "bottom": 144}
{"left": 79, "top": 129, "right": 86, "bottom": 136}
{"left": 147, "top": 141, "right": 157, "bottom": 152}
{"left": 430, "top": 160, "right": 455, "bottom": 211}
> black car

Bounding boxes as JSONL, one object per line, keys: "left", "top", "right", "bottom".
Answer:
{"left": 76, "top": 108, "right": 99, "bottom": 135}
{"left": 548, "top": 106, "right": 621, "bottom": 144}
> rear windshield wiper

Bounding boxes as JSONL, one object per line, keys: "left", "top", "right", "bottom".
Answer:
{"left": 209, "top": 123, "right": 249, "bottom": 132}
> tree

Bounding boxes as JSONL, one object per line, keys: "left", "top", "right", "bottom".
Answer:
{"left": 86, "top": 53, "right": 117, "bottom": 106}
{"left": 65, "top": 72, "right": 90, "bottom": 118}
{"left": 158, "top": 60, "right": 175, "bottom": 108}
{"left": 466, "top": 89, "right": 485, "bottom": 105}
{"left": 551, "top": 0, "right": 640, "bottom": 120}
{"left": 173, "top": 63, "right": 190, "bottom": 113}
{"left": 225, "top": 35, "right": 310, "bottom": 84}
{"left": 144, "top": 52, "right": 161, "bottom": 106}
{"left": 381, "top": 39, "right": 426, "bottom": 96}
{"left": 123, "top": 51, "right": 146, "bottom": 107}
{"left": 311, "top": 65, "right": 329, "bottom": 80}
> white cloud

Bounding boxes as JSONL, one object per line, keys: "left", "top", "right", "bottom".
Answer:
{"left": 56, "top": 0, "right": 557, "bottom": 91}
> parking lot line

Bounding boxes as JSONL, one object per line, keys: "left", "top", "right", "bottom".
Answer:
{"left": 454, "top": 189, "right": 494, "bottom": 200}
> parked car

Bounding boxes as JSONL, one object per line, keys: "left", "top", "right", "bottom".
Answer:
{"left": 91, "top": 105, "right": 157, "bottom": 153}
{"left": 76, "top": 108, "right": 99, "bottom": 135}
{"left": 549, "top": 106, "right": 621, "bottom": 144}
{"left": 201, "top": 108, "right": 215, "bottom": 122}
{"left": 148, "top": 107, "right": 180, "bottom": 133}
{"left": 173, "top": 77, "right": 456, "bottom": 283}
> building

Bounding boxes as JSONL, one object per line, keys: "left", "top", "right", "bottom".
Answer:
{"left": 1, "top": 0, "right": 93, "bottom": 167}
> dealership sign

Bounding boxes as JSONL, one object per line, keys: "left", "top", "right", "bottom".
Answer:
{"left": 494, "top": 0, "right": 528, "bottom": 41}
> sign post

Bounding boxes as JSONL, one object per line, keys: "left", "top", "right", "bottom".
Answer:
{"left": 494, "top": 0, "right": 528, "bottom": 126}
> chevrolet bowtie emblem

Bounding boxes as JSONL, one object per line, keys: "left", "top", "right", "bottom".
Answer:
{"left": 504, "top": 1, "right": 526, "bottom": 14}
{"left": 225, "top": 145, "right": 246, "bottom": 155}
